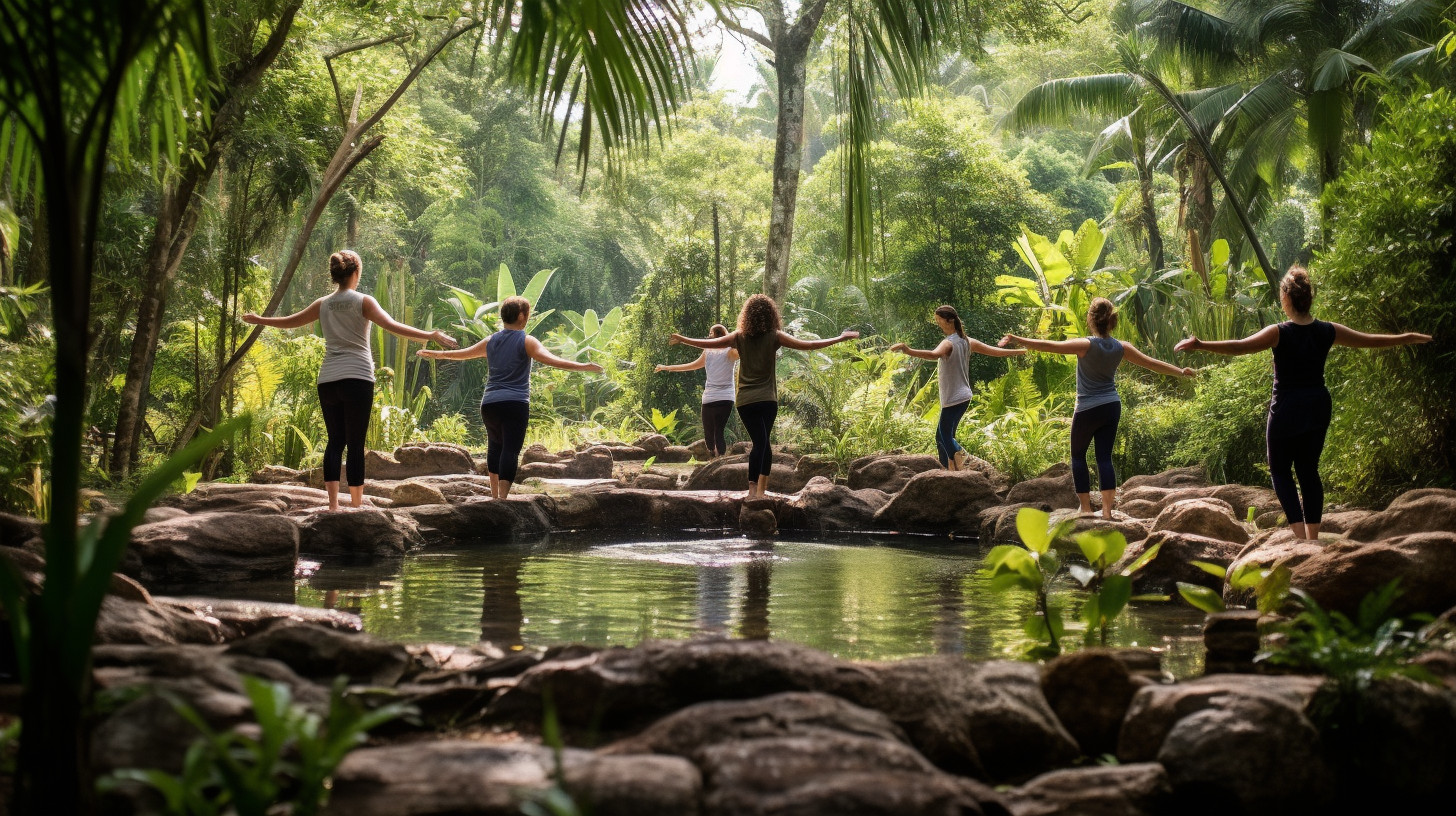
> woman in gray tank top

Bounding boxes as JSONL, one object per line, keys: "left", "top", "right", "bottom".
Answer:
{"left": 891, "top": 305, "right": 1024, "bottom": 470}
{"left": 244, "top": 250, "right": 458, "bottom": 511}
{"left": 655, "top": 323, "right": 740, "bottom": 458}
{"left": 1000, "top": 298, "right": 1194, "bottom": 519}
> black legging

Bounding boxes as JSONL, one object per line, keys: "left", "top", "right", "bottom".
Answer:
{"left": 1069, "top": 401, "right": 1121, "bottom": 494}
{"left": 702, "top": 399, "right": 733, "bottom": 456}
{"left": 736, "top": 400, "right": 778, "bottom": 483}
{"left": 480, "top": 400, "right": 530, "bottom": 483}
{"left": 1267, "top": 398, "right": 1331, "bottom": 524}
{"left": 318, "top": 378, "right": 373, "bottom": 486}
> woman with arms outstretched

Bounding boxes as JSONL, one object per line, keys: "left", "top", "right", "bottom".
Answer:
{"left": 417, "top": 296, "right": 603, "bottom": 499}
{"left": 671, "top": 294, "right": 859, "bottom": 497}
{"left": 890, "top": 305, "right": 1025, "bottom": 470}
{"left": 1176, "top": 266, "right": 1431, "bottom": 540}
{"left": 655, "top": 323, "right": 739, "bottom": 459}
{"left": 1000, "top": 297, "right": 1195, "bottom": 519}
{"left": 244, "top": 250, "right": 459, "bottom": 511}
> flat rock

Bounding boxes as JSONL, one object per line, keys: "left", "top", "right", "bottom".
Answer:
{"left": 157, "top": 596, "right": 362, "bottom": 638}
{"left": 224, "top": 621, "right": 411, "bottom": 686}
{"left": 293, "top": 508, "right": 423, "bottom": 556}
{"left": 787, "top": 478, "right": 889, "bottom": 533}
{"left": 872, "top": 470, "right": 1003, "bottom": 534}
{"left": 686, "top": 452, "right": 804, "bottom": 492}
{"left": 1346, "top": 488, "right": 1456, "bottom": 541}
{"left": 399, "top": 497, "right": 552, "bottom": 541}
{"left": 94, "top": 593, "right": 223, "bottom": 646}
{"left": 542, "top": 490, "right": 740, "bottom": 531}
{"left": 1121, "top": 466, "right": 1208, "bottom": 491}
{"left": 123, "top": 511, "right": 298, "bottom": 585}
{"left": 1005, "top": 763, "right": 1172, "bottom": 816}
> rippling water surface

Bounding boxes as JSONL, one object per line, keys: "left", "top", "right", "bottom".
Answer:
{"left": 241, "top": 531, "right": 1209, "bottom": 677}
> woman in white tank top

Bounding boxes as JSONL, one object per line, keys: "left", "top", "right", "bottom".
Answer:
{"left": 244, "top": 250, "right": 458, "bottom": 511}
{"left": 655, "top": 323, "right": 739, "bottom": 458}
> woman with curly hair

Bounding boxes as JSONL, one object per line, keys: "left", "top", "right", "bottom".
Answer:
{"left": 1176, "top": 266, "right": 1431, "bottom": 540}
{"left": 671, "top": 295, "right": 859, "bottom": 497}
{"left": 1000, "top": 297, "right": 1195, "bottom": 519}
{"left": 244, "top": 250, "right": 458, "bottom": 511}
{"left": 890, "top": 305, "right": 1025, "bottom": 470}
{"left": 655, "top": 323, "right": 739, "bottom": 458}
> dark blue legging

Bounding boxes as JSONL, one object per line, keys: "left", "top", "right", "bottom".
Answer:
{"left": 1070, "top": 401, "right": 1121, "bottom": 493}
{"left": 936, "top": 400, "right": 969, "bottom": 467}
{"left": 736, "top": 401, "right": 778, "bottom": 483}
{"left": 1267, "top": 423, "right": 1328, "bottom": 524}
{"left": 480, "top": 400, "right": 530, "bottom": 483}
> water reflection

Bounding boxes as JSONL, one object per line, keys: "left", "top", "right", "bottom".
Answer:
{"left": 286, "top": 532, "right": 1207, "bottom": 676}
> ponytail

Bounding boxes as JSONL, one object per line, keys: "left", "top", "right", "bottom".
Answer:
{"left": 934, "top": 305, "right": 967, "bottom": 338}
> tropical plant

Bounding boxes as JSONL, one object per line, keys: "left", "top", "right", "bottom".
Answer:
{"left": 105, "top": 675, "right": 415, "bottom": 816}
{"left": 996, "top": 219, "right": 1110, "bottom": 338}
{"left": 983, "top": 508, "right": 1076, "bottom": 659}
{"left": 443, "top": 265, "right": 558, "bottom": 342}
{"left": 1069, "top": 529, "right": 1164, "bottom": 646}
{"left": 1177, "top": 557, "right": 1293, "bottom": 615}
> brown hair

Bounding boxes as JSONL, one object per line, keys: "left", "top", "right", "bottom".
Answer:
{"left": 329, "top": 250, "right": 361, "bottom": 284}
{"left": 1087, "top": 297, "right": 1118, "bottom": 336}
{"left": 1281, "top": 265, "right": 1314, "bottom": 314}
{"left": 934, "top": 305, "right": 967, "bottom": 338}
{"left": 737, "top": 294, "right": 781, "bottom": 338}
{"left": 500, "top": 296, "right": 531, "bottom": 325}
{"left": 709, "top": 323, "right": 729, "bottom": 338}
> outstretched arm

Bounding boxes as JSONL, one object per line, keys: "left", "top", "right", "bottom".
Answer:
{"left": 655, "top": 353, "right": 708, "bottom": 373}
{"left": 363, "top": 296, "right": 458, "bottom": 348}
{"left": 999, "top": 334, "right": 1090, "bottom": 356}
{"left": 242, "top": 299, "right": 321, "bottom": 330}
{"left": 418, "top": 337, "right": 488, "bottom": 361}
{"left": 1332, "top": 323, "right": 1433, "bottom": 349}
{"left": 889, "top": 339, "right": 950, "bottom": 361}
{"left": 969, "top": 338, "right": 1026, "bottom": 358}
{"left": 777, "top": 329, "right": 860, "bottom": 351}
{"left": 526, "top": 335, "right": 605, "bottom": 373}
{"left": 1123, "top": 343, "right": 1196, "bottom": 378}
{"left": 671, "top": 331, "right": 737, "bottom": 350}
{"left": 1175, "top": 325, "right": 1279, "bottom": 356}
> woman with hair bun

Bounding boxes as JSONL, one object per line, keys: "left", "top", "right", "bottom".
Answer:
{"left": 890, "top": 305, "right": 1025, "bottom": 470}
{"left": 244, "top": 250, "right": 459, "bottom": 511}
{"left": 670, "top": 294, "right": 859, "bottom": 497}
{"left": 1176, "top": 266, "right": 1431, "bottom": 540}
{"left": 655, "top": 323, "right": 739, "bottom": 459}
{"left": 418, "top": 296, "right": 604, "bottom": 499}
{"left": 1000, "top": 297, "right": 1195, "bottom": 519}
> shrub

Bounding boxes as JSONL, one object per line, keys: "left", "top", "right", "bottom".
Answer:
{"left": 1170, "top": 354, "right": 1271, "bottom": 486}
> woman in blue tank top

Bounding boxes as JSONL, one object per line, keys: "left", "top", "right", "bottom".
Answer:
{"left": 418, "top": 296, "right": 604, "bottom": 499}
{"left": 1177, "top": 266, "right": 1431, "bottom": 540}
{"left": 1001, "top": 298, "right": 1195, "bottom": 519}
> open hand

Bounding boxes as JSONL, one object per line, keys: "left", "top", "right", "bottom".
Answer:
{"left": 583, "top": 363, "right": 606, "bottom": 374}
{"left": 433, "top": 330, "right": 460, "bottom": 349}
{"left": 888, "top": 342, "right": 908, "bottom": 353}
{"left": 1174, "top": 336, "right": 1200, "bottom": 353}
{"left": 242, "top": 313, "right": 262, "bottom": 325}
{"left": 1409, "top": 332, "right": 1434, "bottom": 344}
{"left": 841, "top": 330, "right": 860, "bottom": 340}
{"left": 997, "top": 334, "right": 1016, "bottom": 348}
{"left": 668, "top": 334, "right": 683, "bottom": 346}
{"left": 654, "top": 364, "right": 666, "bottom": 373}
{"left": 1181, "top": 366, "right": 1197, "bottom": 377}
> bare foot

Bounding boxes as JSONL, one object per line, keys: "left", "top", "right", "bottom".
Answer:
{"left": 952, "top": 450, "right": 967, "bottom": 470}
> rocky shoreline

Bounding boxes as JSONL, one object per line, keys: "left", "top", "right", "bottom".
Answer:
{"left": 3, "top": 439, "right": 1456, "bottom": 814}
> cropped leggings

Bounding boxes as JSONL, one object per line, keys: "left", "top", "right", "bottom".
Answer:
{"left": 318, "top": 378, "right": 373, "bottom": 487}
{"left": 481, "top": 400, "right": 531, "bottom": 483}
{"left": 1267, "top": 398, "right": 1331, "bottom": 525}
{"left": 935, "top": 400, "right": 969, "bottom": 467}
{"left": 702, "top": 399, "right": 734, "bottom": 456}
{"left": 1070, "top": 401, "right": 1121, "bottom": 494}
{"left": 736, "top": 400, "right": 778, "bottom": 483}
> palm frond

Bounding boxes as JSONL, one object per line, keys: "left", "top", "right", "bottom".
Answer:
{"left": 1144, "top": 0, "right": 1245, "bottom": 70}
{"left": 1002, "top": 74, "right": 1142, "bottom": 132}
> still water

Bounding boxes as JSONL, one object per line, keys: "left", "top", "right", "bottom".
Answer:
{"left": 254, "top": 532, "right": 1206, "bottom": 677}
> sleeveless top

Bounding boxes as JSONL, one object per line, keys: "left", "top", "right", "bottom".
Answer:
{"left": 938, "top": 334, "right": 973, "bottom": 407}
{"left": 1075, "top": 336, "right": 1124, "bottom": 413}
{"left": 1269, "top": 320, "right": 1336, "bottom": 433}
{"left": 701, "top": 348, "right": 737, "bottom": 404}
{"left": 317, "top": 288, "right": 375, "bottom": 384}
{"left": 481, "top": 329, "right": 532, "bottom": 405}
{"left": 734, "top": 331, "right": 779, "bottom": 406}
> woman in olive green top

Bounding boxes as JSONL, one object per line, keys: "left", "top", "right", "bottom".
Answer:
{"left": 671, "top": 294, "right": 859, "bottom": 497}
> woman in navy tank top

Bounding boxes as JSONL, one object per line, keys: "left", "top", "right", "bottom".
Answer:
{"left": 1177, "top": 266, "right": 1431, "bottom": 540}
{"left": 418, "top": 296, "right": 603, "bottom": 499}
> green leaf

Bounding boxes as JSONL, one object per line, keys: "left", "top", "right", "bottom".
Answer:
{"left": 1190, "top": 560, "right": 1229, "bottom": 579}
{"left": 1228, "top": 561, "right": 1266, "bottom": 591}
{"left": 1177, "top": 582, "right": 1226, "bottom": 614}
{"left": 496, "top": 263, "right": 518, "bottom": 303}
{"left": 1099, "top": 575, "right": 1133, "bottom": 621}
{"left": 1255, "top": 563, "right": 1292, "bottom": 614}
{"left": 1016, "top": 507, "right": 1051, "bottom": 553}
{"left": 1120, "top": 541, "right": 1163, "bottom": 577}
{"left": 521, "top": 267, "right": 557, "bottom": 305}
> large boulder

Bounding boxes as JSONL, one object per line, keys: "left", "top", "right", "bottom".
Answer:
{"left": 786, "top": 478, "right": 889, "bottom": 533}
{"left": 157, "top": 596, "right": 362, "bottom": 639}
{"left": 367, "top": 442, "right": 475, "bottom": 479}
{"left": 1004, "top": 763, "right": 1172, "bottom": 816}
{"left": 847, "top": 454, "right": 944, "bottom": 494}
{"left": 224, "top": 621, "right": 411, "bottom": 686}
{"left": 1315, "top": 676, "right": 1456, "bottom": 807}
{"left": 872, "top": 471, "right": 1003, "bottom": 534}
{"left": 632, "top": 433, "right": 670, "bottom": 454}
{"left": 388, "top": 480, "right": 448, "bottom": 508}
{"left": 1113, "top": 530, "right": 1246, "bottom": 593}
{"left": 0, "top": 511, "right": 42, "bottom": 550}
{"left": 326, "top": 742, "right": 702, "bottom": 816}
{"left": 1117, "top": 674, "right": 1322, "bottom": 763}
{"left": 1121, "top": 466, "right": 1208, "bottom": 491}
{"left": 1345, "top": 488, "right": 1456, "bottom": 541}
{"left": 685, "top": 452, "right": 803, "bottom": 493}
{"left": 293, "top": 508, "right": 423, "bottom": 556}
{"left": 1288, "top": 531, "right": 1456, "bottom": 617}
{"left": 1004, "top": 471, "right": 1079, "bottom": 511}
{"left": 400, "top": 497, "right": 552, "bottom": 542}
{"left": 521, "top": 443, "right": 562, "bottom": 465}
{"left": 978, "top": 503, "right": 1052, "bottom": 545}
{"left": 1150, "top": 498, "right": 1251, "bottom": 546}
{"left": 1040, "top": 650, "right": 1147, "bottom": 759}
{"left": 123, "top": 512, "right": 299, "bottom": 585}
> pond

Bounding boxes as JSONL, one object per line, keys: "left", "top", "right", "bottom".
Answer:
{"left": 213, "top": 531, "right": 1208, "bottom": 678}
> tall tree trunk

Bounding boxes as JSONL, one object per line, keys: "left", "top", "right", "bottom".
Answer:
{"left": 110, "top": 3, "right": 300, "bottom": 479}
{"left": 712, "top": 200, "right": 722, "bottom": 324}
{"left": 1139, "top": 168, "right": 1165, "bottom": 271}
